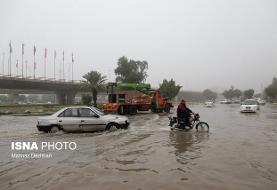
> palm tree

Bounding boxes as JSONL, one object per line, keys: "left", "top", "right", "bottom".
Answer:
{"left": 82, "top": 71, "right": 107, "bottom": 107}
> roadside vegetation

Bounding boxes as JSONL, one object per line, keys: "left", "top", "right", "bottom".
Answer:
{"left": 114, "top": 56, "right": 148, "bottom": 83}
{"left": 243, "top": 89, "right": 255, "bottom": 99}
{"left": 202, "top": 89, "right": 217, "bottom": 100}
{"left": 221, "top": 86, "right": 256, "bottom": 101}
{"left": 265, "top": 78, "right": 277, "bottom": 102}
{"left": 159, "top": 79, "right": 181, "bottom": 99}
{"left": 222, "top": 86, "right": 242, "bottom": 100}
{"left": 81, "top": 94, "right": 92, "bottom": 106}
{"left": 219, "top": 77, "right": 277, "bottom": 103}
{"left": 82, "top": 71, "right": 107, "bottom": 107}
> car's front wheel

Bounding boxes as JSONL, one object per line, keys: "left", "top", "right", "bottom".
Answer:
{"left": 106, "top": 123, "right": 120, "bottom": 131}
{"left": 50, "top": 126, "right": 60, "bottom": 133}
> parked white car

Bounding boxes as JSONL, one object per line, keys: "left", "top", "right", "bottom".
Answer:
{"left": 240, "top": 99, "right": 260, "bottom": 113}
{"left": 37, "top": 106, "right": 130, "bottom": 133}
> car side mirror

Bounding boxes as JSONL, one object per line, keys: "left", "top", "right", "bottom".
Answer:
{"left": 94, "top": 115, "right": 100, "bottom": 118}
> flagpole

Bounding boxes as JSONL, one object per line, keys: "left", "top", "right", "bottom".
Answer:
{"left": 72, "top": 53, "right": 74, "bottom": 82}
{"left": 9, "top": 54, "right": 11, "bottom": 76}
{"left": 1, "top": 52, "right": 4, "bottom": 75}
{"left": 7, "top": 56, "right": 9, "bottom": 76}
{"left": 58, "top": 61, "right": 59, "bottom": 80}
{"left": 44, "top": 48, "right": 46, "bottom": 80}
{"left": 25, "top": 60, "right": 28, "bottom": 78}
{"left": 33, "top": 45, "right": 36, "bottom": 79}
{"left": 54, "top": 50, "right": 56, "bottom": 80}
{"left": 22, "top": 44, "right": 24, "bottom": 78}
{"left": 16, "top": 59, "right": 18, "bottom": 76}
{"left": 9, "top": 41, "right": 12, "bottom": 77}
{"left": 62, "top": 51, "right": 65, "bottom": 81}
{"left": 44, "top": 57, "right": 46, "bottom": 79}
{"left": 9, "top": 52, "right": 11, "bottom": 77}
{"left": 17, "top": 59, "right": 19, "bottom": 76}
{"left": 34, "top": 54, "right": 35, "bottom": 79}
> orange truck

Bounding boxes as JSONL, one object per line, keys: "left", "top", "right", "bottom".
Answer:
{"left": 102, "top": 82, "right": 173, "bottom": 115}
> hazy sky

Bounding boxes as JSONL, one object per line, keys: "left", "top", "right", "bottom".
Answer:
{"left": 0, "top": 0, "right": 276, "bottom": 92}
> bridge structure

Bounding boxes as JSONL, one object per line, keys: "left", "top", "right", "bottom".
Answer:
{"left": 0, "top": 75, "right": 85, "bottom": 104}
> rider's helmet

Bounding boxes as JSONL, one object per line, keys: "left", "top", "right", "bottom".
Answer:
{"left": 180, "top": 99, "right": 186, "bottom": 107}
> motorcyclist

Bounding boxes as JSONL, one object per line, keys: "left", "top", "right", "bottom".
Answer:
{"left": 177, "top": 99, "right": 193, "bottom": 128}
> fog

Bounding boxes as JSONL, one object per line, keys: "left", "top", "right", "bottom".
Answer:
{"left": 0, "top": 0, "right": 277, "bottom": 92}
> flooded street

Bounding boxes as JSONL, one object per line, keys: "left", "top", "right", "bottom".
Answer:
{"left": 1, "top": 104, "right": 277, "bottom": 190}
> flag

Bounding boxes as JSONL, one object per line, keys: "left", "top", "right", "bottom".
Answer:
{"left": 44, "top": 48, "right": 47, "bottom": 58}
{"left": 72, "top": 53, "right": 74, "bottom": 63}
{"left": 34, "top": 45, "right": 36, "bottom": 56}
{"left": 62, "top": 51, "right": 64, "bottom": 61}
{"left": 54, "top": 50, "right": 57, "bottom": 59}
{"left": 16, "top": 59, "right": 18, "bottom": 68}
{"left": 22, "top": 44, "right": 24, "bottom": 55}
{"left": 9, "top": 41, "right": 12, "bottom": 53}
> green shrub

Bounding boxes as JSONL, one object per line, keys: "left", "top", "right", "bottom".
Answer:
{"left": 81, "top": 94, "right": 92, "bottom": 106}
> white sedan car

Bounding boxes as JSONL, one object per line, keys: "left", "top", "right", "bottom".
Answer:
{"left": 37, "top": 106, "right": 130, "bottom": 133}
{"left": 240, "top": 99, "right": 260, "bottom": 113}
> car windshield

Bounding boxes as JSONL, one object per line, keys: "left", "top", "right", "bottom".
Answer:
{"left": 242, "top": 100, "right": 257, "bottom": 105}
{"left": 91, "top": 107, "right": 105, "bottom": 116}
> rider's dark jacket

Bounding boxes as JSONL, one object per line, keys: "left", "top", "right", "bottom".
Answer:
{"left": 177, "top": 103, "right": 192, "bottom": 122}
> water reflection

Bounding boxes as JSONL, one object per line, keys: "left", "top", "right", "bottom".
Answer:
{"left": 169, "top": 131, "right": 210, "bottom": 165}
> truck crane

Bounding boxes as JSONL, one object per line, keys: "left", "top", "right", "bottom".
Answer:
{"left": 102, "top": 82, "right": 173, "bottom": 115}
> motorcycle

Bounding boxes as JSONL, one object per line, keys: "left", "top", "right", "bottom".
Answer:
{"left": 168, "top": 113, "right": 209, "bottom": 132}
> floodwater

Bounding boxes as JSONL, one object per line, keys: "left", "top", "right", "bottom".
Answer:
{"left": 0, "top": 103, "right": 277, "bottom": 190}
